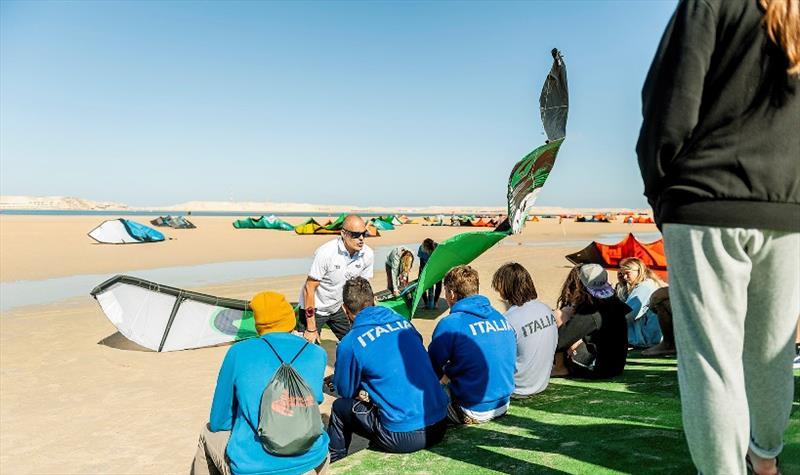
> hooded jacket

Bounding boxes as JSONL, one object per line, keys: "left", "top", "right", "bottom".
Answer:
{"left": 333, "top": 306, "right": 448, "bottom": 432}
{"left": 428, "top": 295, "right": 516, "bottom": 412}
{"left": 637, "top": 0, "right": 799, "bottom": 231}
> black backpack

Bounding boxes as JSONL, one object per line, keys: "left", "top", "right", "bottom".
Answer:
{"left": 257, "top": 339, "right": 323, "bottom": 455}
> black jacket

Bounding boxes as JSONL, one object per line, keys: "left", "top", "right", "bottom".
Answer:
{"left": 637, "top": 0, "right": 799, "bottom": 231}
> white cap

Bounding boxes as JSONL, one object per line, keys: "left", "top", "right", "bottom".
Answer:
{"left": 579, "top": 264, "right": 615, "bottom": 299}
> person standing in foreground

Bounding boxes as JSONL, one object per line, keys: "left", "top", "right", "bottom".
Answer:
{"left": 637, "top": 1, "right": 799, "bottom": 473}
{"left": 327, "top": 278, "right": 448, "bottom": 462}
{"left": 491, "top": 263, "right": 558, "bottom": 398}
{"left": 429, "top": 265, "right": 515, "bottom": 424}
{"left": 192, "top": 292, "right": 329, "bottom": 475}
{"left": 298, "top": 215, "right": 374, "bottom": 344}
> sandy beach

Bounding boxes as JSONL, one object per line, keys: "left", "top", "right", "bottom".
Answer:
{"left": 0, "top": 215, "right": 658, "bottom": 474}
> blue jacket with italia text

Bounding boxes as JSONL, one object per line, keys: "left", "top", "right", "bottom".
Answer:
{"left": 428, "top": 295, "right": 515, "bottom": 412}
{"left": 333, "top": 305, "right": 448, "bottom": 432}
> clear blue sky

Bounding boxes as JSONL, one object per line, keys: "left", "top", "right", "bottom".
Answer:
{"left": 0, "top": 0, "right": 677, "bottom": 209}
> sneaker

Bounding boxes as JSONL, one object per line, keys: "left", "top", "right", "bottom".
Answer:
{"left": 793, "top": 353, "right": 800, "bottom": 370}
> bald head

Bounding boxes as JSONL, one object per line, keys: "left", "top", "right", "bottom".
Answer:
{"left": 343, "top": 214, "right": 365, "bottom": 230}
{"left": 341, "top": 214, "right": 367, "bottom": 254}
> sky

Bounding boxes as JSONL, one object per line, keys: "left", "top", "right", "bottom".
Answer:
{"left": 0, "top": 0, "right": 678, "bottom": 209}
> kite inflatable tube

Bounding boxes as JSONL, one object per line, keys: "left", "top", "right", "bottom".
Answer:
{"left": 90, "top": 275, "right": 255, "bottom": 352}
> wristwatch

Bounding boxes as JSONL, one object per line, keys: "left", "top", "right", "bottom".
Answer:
{"left": 304, "top": 307, "right": 317, "bottom": 332}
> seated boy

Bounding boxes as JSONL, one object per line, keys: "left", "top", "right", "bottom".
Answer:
{"left": 327, "top": 277, "right": 448, "bottom": 462}
{"left": 191, "top": 292, "right": 329, "bottom": 475}
{"left": 428, "top": 265, "right": 516, "bottom": 424}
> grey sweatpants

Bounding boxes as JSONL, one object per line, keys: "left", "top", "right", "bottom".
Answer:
{"left": 663, "top": 224, "right": 799, "bottom": 474}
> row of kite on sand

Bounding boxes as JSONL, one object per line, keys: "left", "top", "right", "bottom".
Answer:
{"left": 86, "top": 212, "right": 655, "bottom": 245}
{"left": 152, "top": 211, "right": 653, "bottom": 231}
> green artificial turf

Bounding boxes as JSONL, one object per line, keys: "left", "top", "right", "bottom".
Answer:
{"left": 330, "top": 355, "right": 800, "bottom": 474}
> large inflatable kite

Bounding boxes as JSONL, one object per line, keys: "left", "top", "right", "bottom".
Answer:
{"left": 88, "top": 219, "right": 165, "bottom": 244}
{"left": 566, "top": 233, "right": 667, "bottom": 272}
{"left": 377, "top": 48, "right": 569, "bottom": 318}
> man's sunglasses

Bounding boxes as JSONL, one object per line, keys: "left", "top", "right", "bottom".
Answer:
{"left": 343, "top": 229, "right": 369, "bottom": 239}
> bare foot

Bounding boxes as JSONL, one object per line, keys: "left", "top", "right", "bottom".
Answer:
{"left": 747, "top": 449, "right": 779, "bottom": 475}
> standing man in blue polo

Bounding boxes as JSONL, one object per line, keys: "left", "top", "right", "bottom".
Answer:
{"left": 327, "top": 277, "right": 448, "bottom": 462}
{"left": 298, "top": 214, "right": 374, "bottom": 344}
{"left": 429, "top": 265, "right": 515, "bottom": 424}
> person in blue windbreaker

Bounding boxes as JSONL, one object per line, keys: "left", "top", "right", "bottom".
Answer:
{"left": 191, "top": 292, "right": 329, "bottom": 475}
{"left": 429, "top": 265, "right": 516, "bottom": 424}
{"left": 327, "top": 277, "right": 448, "bottom": 463}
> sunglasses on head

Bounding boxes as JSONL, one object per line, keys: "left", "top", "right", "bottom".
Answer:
{"left": 343, "top": 229, "right": 369, "bottom": 239}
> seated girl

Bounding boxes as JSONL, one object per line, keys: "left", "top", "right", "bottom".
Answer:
{"left": 552, "top": 264, "right": 631, "bottom": 379}
{"left": 615, "top": 257, "right": 666, "bottom": 348}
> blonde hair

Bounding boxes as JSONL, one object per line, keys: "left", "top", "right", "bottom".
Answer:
{"left": 619, "top": 257, "right": 666, "bottom": 293}
{"left": 444, "top": 265, "right": 479, "bottom": 301}
{"left": 760, "top": 0, "right": 800, "bottom": 74}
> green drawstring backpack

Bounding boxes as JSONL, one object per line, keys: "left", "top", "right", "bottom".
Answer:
{"left": 257, "top": 339, "right": 322, "bottom": 455}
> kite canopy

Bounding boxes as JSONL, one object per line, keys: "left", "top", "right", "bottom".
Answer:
{"left": 540, "top": 48, "right": 569, "bottom": 142}
{"left": 233, "top": 215, "right": 294, "bottom": 230}
{"left": 576, "top": 215, "right": 611, "bottom": 223}
{"left": 294, "top": 216, "right": 380, "bottom": 237}
{"left": 624, "top": 215, "right": 655, "bottom": 224}
{"left": 294, "top": 218, "right": 323, "bottom": 234}
{"left": 378, "top": 215, "right": 403, "bottom": 226}
{"left": 506, "top": 49, "right": 569, "bottom": 234}
{"left": 90, "top": 275, "right": 256, "bottom": 352}
{"left": 565, "top": 233, "right": 667, "bottom": 272}
{"left": 379, "top": 48, "right": 570, "bottom": 316}
{"left": 88, "top": 219, "right": 165, "bottom": 244}
{"left": 423, "top": 215, "right": 446, "bottom": 226}
{"left": 369, "top": 218, "right": 395, "bottom": 231}
{"left": 151, "top": 215, "right": 196, "bottom": 229}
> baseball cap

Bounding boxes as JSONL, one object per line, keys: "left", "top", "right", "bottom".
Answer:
{"left": 578, "top": 264, "right": 615, "bottom": 299}
{"left": 250, "top": 291, "right": 296, "bottom": 335}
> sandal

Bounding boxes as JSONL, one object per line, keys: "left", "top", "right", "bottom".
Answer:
{"left": 746, "top": 453, "right": 781, "bottom": 475}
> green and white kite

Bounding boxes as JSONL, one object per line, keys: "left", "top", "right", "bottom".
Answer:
{"left": 378, "top": 48, "right": 569, "bottom": 317}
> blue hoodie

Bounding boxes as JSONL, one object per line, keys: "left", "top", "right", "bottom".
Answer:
{"left": 428, "top": 295, "right": 515, "bottom": 412}
{"left": 333, "top": 306, "right": 448, "bottom": 432}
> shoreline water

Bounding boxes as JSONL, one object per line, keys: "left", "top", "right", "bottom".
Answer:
{"left": 0, "top": 230, "right": 662, "bottom": 312}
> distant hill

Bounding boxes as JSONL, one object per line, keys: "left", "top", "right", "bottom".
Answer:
{"left": 0, "top": 195, "right": 129, "bottom": 210}
{"left": 0, "top": 195, "right": 649, "bottom": 216}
